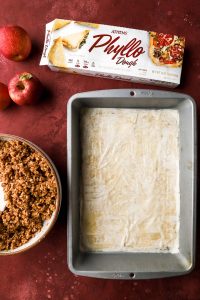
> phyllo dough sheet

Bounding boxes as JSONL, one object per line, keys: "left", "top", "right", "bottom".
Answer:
{"left": 80, "top": 108, "right": 180, "bottom": 252}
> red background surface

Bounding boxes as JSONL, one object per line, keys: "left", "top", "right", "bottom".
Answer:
{"left": 0, "top": 0, "right": 199, "bottom": 299}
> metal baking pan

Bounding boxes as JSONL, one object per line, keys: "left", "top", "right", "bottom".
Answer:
{"left": 67, "top": 89, "right": 196, "bottom": 279}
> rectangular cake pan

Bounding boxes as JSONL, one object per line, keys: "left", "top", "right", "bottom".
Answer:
{"left": 67, "top": 89, "right": 196, "bottom": 279}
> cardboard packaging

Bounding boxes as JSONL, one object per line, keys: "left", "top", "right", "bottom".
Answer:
{"left": 40, "top": 19, "right": 185, "bottom": 87}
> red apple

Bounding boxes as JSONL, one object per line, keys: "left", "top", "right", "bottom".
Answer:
{"left": 0, "top": 82, "right": 12, "bottom": 110}
{"left": 0, "top": 25, "right": 32, "bottom": 61}
{"left": 8, "top": 72, "right": 43, "bottom": 105}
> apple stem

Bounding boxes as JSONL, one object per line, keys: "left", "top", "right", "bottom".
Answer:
{"left": 19, "top": 73, "right": 33, "bottom": 81}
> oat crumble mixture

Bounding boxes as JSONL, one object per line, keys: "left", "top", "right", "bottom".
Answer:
{"left": 0, "top": 140, "right": 57, "bottom": 250}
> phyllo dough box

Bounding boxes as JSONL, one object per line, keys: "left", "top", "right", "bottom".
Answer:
{"left": 40, "top": 19, "right": 185, "bottom": 87}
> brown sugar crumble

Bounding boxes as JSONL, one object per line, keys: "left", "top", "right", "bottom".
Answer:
{"left": 0, "top": 140, "right": 57, "bottom": 250}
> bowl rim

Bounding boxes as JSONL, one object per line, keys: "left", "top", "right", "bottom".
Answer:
{"left": 0, "top": 133, "right": 62, "bottom": 255}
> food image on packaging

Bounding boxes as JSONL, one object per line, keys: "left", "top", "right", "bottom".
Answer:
{"left": 75, "top": 21, "right": 99, "bottom": 29}
{"left": 62, "top": 30, "right": 90, "bottom": 51}
{"left": 80, "top": 108, "right": 180, "bottom": 253}
{"left": 52, "top": 19, "right": 71, "bottom": 31}
{"left": 48, "top": 37, "right": 67, "bottom": 68}
{"left": 149, "top": 32, "right": 185, "bottom": 67}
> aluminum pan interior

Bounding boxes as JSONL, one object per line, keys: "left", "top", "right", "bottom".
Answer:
{"left": 67, "top": 89, "right": 196, "bottom": 279}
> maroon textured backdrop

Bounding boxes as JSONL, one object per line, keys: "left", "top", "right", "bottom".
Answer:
{"left": 0, "top": 1, "right": 199, "bottom": 299}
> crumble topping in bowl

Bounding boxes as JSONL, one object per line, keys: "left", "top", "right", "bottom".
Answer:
{"left": 0, "top": 140, "right": 57, "bottom": 250}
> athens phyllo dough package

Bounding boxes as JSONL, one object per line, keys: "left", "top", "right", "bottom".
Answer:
{"left": 40, "top": 19, "right": 185, "bottom": 87}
